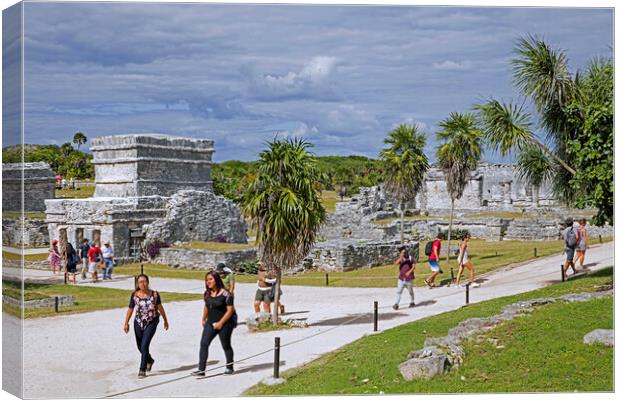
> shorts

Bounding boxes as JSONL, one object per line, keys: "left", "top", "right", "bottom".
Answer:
{"left": 88, "top": 262, "right": 97, "bottom": 273}
{"left": 255, "top": 289, "right": 273, "bottom": 303}
{"left": 66, "top": 264, "right": 77, "bottom": 273}
{"left": 565, "top": 248, "right": 576, "bottom": 262}
{"left": 428, "top": 260, "right": 440, "bottom": 272}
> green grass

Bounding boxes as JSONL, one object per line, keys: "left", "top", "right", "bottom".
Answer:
{"left": 245, "top": 267, "right": 613, "bottom": 395}
{"left": 2, "top": 251, "right": 49, "bottom": 262}
{"left": 113, "top": 239, "right": 613, "bottom": 288}
{"left": 173, "top": 241, "right": 255, "bottom": 251}
{"left": 2, "top": 280, "right": 198, "bottom": 319}
{"left": 321, "top": 190, "right": 349, "bottom": 213}
{"left": 2, "top": 212, "right": 47, "bottom": 220}
{"left": 55, "top": 185, "right": 95, "bottom": 198}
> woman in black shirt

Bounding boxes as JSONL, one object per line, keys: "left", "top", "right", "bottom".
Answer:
{"left": 192, "top": 271, "right": 237, "bottom": 377}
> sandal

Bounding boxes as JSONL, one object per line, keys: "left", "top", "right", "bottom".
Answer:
{"left": 424, "top": 279, "right": 431, "bottom": 287}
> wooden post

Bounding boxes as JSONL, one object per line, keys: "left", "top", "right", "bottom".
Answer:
{"left": 534, "top": 247, "right": 537, "bottom": 257}
{"left": 325, "top": 273, "right": 329, "bottom": 286}
{"left": 561, "top": 264, "right": 566, "bottom": 282}
{"left": 465, "top": 283, "right": 470, "bottom": 305}
{"left": 599, "top": 235, "right": 602, "bottom": 244}
{"left": 140, "top": 263, "right": 144, "bottom": 275}
{"left": 54, "top": 296, "right": 59, "bottom": 313}
{"left": 273, "top": 337, "right": 281, "bottom": 378}
{"left": 450, "top": 268, "right": 455, "bottom": 285}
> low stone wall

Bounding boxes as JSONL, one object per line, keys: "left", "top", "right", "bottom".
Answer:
{"left": 154, "top": 247, "right": 257, "bottom": 269}
{"left": 2, "top": 218, "right": 49, "bottom": 247}
{"left": 2, "top": 295, "right": 74, "bottom": 309}
{"left": 304, "top": 239, "right": 420, "bottom": 272}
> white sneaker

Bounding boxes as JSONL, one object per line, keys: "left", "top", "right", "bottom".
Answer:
{"left": 471, "top": 283, "right": 480, "bottom": 288}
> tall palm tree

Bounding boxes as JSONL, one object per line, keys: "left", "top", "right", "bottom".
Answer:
{"left": 379, "top": 124, "right": 429, "bottom": 244}
{"left": 73, "top": 132, "right": 87, "bottom": 151}
{"left": 241, "top": 138, "right": 326, "bottom": 324}
{"left": 436, "top": 112, "right": 483, "bottom": 263}
{"left": 516, "top": 144, "right": 555, "bottom": 206}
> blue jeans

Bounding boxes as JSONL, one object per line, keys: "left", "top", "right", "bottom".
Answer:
{"left": 103, "top": 258, "right": 114, "bottom": 279}
{"left": 134, "top": 318, "right": 158, "bottom": 372}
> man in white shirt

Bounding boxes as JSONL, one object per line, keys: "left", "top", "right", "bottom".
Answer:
{"left": 102, "top": 241, "right": 115, "bottom": 280}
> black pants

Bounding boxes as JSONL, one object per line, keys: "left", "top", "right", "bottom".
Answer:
{"left": 198, "top": 321, "right": 234, "bottom": 371}
{"left": 134, "top": 319, "right": 158, "bottom": 371}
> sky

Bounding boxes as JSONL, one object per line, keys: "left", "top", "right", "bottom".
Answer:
{"left": 3, "top": 2, "right": 614, "bottom": 162}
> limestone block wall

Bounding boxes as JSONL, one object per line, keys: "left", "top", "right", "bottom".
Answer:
{"left": 154, "top": 247, "right": 257, "bottom": 269}
{"left": 2, "top": 162, "right": 56, "bottom": 212}
{"left": 143, "top": 190, "right": 248, "bottom": 244}
{"left": 2, "top": 295, "right": 74, "bottom": 309}
{"left": 304, "top": 239, "right": 419, "bottom": 272}
{"left": 91, "top": 134, "right": 214, "bottom": 197}
{"left": 2, "top": 218, "right": 49, "bottom": 247}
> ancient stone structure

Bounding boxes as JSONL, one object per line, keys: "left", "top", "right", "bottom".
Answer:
{"left": 46, "top": 134, "right": 247, "bottom": 261}
{"left": 2, "top": 218, "right": 49, "bottom": 247}
{"left": 2, "top": 162, "right": 56, "bottom": 212}
{"left": 154, "top": 247, "right": 257, "bottom": 269}
{"left": 302, "top": 240, "right": 419, "bottom": 272}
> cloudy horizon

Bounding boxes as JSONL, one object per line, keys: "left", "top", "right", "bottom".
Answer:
{"left": 4, "top": 3, "right": 614, "bottom": 162}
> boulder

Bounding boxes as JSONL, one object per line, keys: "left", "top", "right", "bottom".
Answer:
{"left": 583, "top": 329, "right": 614, "bottom": 347}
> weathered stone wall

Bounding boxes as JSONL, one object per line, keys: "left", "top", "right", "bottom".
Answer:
{"left": 303, "top": 239, "right": 419, "bottom": 272}
{"left": 143, "top": 190, "right": 247, "bottom": 244}
{"left": 91, "top": 134, "right": 214, "bottom": 197}
{"left": 2, "top": 162, "right": 56, "bottom": 212}
{"left": 2, "top": 218, "right": 49, "bottom": 247}
{"left": 2, "top": 295, "right": 74, "bottom": 309}
{"left": 154, "top": 247, "right": 257, "bottom": 269}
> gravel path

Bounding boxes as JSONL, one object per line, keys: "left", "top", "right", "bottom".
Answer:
{"left": 6, "top": 242, "right": 613, "bottom": 398}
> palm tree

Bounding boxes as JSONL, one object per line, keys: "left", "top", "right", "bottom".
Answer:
{"left": 73, "top": 132, "right": 87, "bottom": 151}
{"left": 60, "top": 142, "right": 74, "bottom": 157}
{"left": 516, "top": 144, "right": 555, "bottom": 206}
{"left": 379, "top": 124, "right": 429, "bottom": 244}
{"left": 241, "top": 137, "right": 326, "bottom": 324}
{"left": 436, "top": 112, "right": 483, "bottom": 263}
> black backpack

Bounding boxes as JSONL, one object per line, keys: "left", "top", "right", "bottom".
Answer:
{"left": 424, "top": 241, "right": 434, "bottom": 257}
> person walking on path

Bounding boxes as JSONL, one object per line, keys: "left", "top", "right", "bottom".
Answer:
{"left": 123, "top": 274, "right": 170, "bottom": 379}
{"left": 393, "top": 246, "right": 415, "bottom": 310}
{"left": 562, "top": 217, "right": 579, "bottom": 276}
{"left": 455, "top": 233, "right": 479, "bottom": 288}
{"left": 78, "top": 239, "right": 90, "bottom": 280}
{"left": 49, "top": 240, "right": 62, "bottom": 275}
{"left": 62, "top": 243, "right": 79, "bottom": 285}
{"left": 574, "top": 218, "right": 588, "bottom": 269}
{"left": 102, "top": 241, "right": 115, "bottom": 280}
{"left": 215, "top": 263, "right": 235, "bottom": 295}
{"left": 254, "top": 263, "right": 277, "bottom": 315}
{"left": 424, "top": 232, "right": 444, "bottom": 288}
{"left": 87, "top": 241, "right": 103, "bottom": 282}
{"left": 192, "top": 271, "right": 237, "bottom": 377}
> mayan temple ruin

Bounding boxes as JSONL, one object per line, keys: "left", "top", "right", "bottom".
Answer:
{"left": 44, "top": 134, "right": 247, "bottom": 261}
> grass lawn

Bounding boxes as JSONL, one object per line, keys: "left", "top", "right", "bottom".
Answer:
{"left": 245, "top": 266, "right": 613, "bottom": 395}
{"left": 2, "top": 212, "right": 47, "bottom": 220}
{"left": 55, "top": 185, "right": 95, "bottom": 199}
{"left": 2, "top": 251, "right": 49, "bottom": 262}
{"left": 2, "top": 280, "right": 198, "bottom": 319}
{"left": 173, "top": 241, "right": 255, "bottom": 251}
{"left": 321, "top": 190, "right": 349, "bottom": 213}
{"left": 114, "top": 238, "right": 613, "bottom": 288}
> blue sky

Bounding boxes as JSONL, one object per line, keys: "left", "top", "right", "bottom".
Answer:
{"left": 8, "top": 3, "right": 614, "bottom": 162}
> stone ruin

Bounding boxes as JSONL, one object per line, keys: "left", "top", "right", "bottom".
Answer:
{"left": 2, "top": 162, "right": 55, "bottom": 247}
{"left": 2, "top": 162, "right": 56, "bottom": 212}
{"left": 45, "top": 134, "right": 247, "bottom": 261}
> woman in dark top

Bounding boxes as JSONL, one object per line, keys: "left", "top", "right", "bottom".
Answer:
{"left": 192, "top": 271, "right": 237, "bottom": 377}
{"left": 123, "top": 274, "right": 170, "bottom": 378}
{"left": 62, "top": 243, "right": 79, "bottom": 285}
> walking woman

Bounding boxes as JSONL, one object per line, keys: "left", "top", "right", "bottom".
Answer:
{"left": 123, "top": 274, "right": 170, "bottom": 378}
{"left": 62, "top": 243, "right": 79, "bottom": 285}
{"left": 49, "top": 239, "right": 62, "bottom": 275}
{"left": 455, "top": 233, "right": 479, "bottom": 288}
{"left": 192, "top": 271, "right": 237, "bottom": 377}
{"left": 574, "top": 218, "right": 588, "bottom": 269}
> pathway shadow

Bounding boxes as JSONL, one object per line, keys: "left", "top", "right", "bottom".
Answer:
{"left": 234, "top": 361, "right": 286, "bottom": 375}
{"left": 312, "top": 311, "right": 405, "bottom": 326}
{"left": 148, "top": 362, "right": 217, "bottom": 377}
{"left": 413, "top": 300, "right": 437, "bottom": 307}
{"left": 282, "top": 310, "right": 310, "bottom": 316}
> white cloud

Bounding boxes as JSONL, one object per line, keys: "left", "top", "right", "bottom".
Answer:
{"left": 432, "top": 60, "right": 473, "bottom": 70}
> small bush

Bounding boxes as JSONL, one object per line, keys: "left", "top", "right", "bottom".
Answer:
{"left": 440, "top": 228, "right": 470, "bottom": 241}
{"left": 143, "top": 240, "right": 170, "bottom": 259}
{"left": 237, "top": 259, "right": 259, "bottom": 275}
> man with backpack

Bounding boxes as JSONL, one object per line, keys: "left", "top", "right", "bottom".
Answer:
{"left": 393, "top": 246, "right": 415, "bottom": 310}
{"left": 87, "top": 241, "right": 103, "bottom": 283}
{"left": 78, "top": 238, "right": 90, "bottom": 280}
{"left": 562, "top": 217, "right": 578, "bottom": 276}
{"left": 424, "top": 232, "right": 444, "bottom": 288}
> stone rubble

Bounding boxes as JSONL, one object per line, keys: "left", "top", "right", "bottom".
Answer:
{"left": 583, "top": 329, "right": 614, "bottom": 347}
